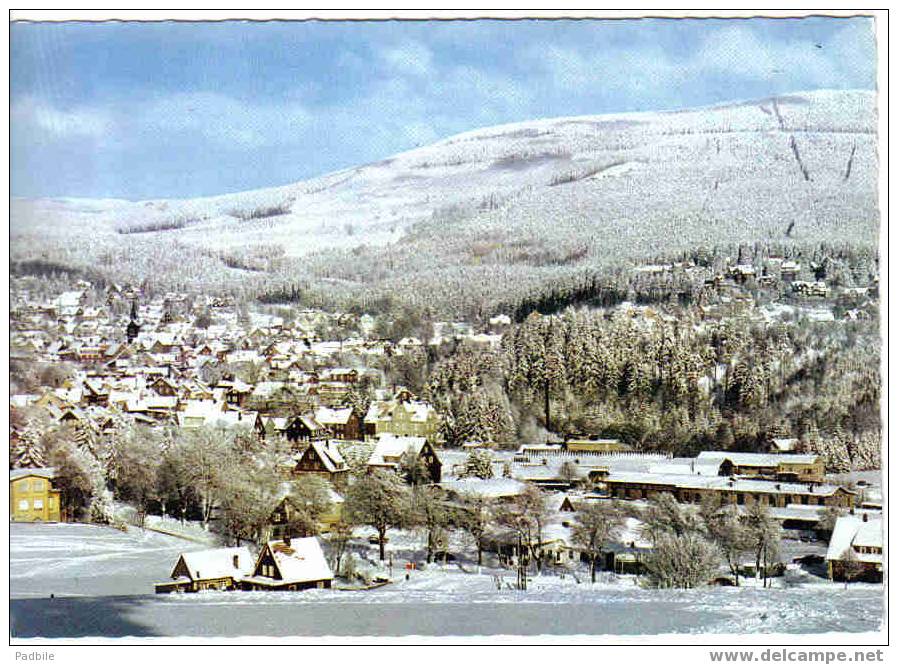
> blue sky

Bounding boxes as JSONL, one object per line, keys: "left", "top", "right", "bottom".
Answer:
{"left": 11, "top": 17, "right": 877, "bottom": 200}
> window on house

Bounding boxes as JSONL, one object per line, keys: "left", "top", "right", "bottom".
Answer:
{"left": 18, "top": 500, "right": 29, "bottom": 511}
{"left": 33, "top": 499, "right": 43, "bottom": 510}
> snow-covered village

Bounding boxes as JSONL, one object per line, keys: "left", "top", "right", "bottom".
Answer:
{"left": 9, "top": 264, "right": 884, "bottom": 637}
{"left": 8, "top": 12, "right": 886, "bottom": 649}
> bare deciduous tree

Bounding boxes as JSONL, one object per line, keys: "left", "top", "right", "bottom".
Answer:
{"left": 572, "top": 501, "right": 624, "bottom": 583}
{"left": 344, "top": 469, "right": 410, "bottom": 560}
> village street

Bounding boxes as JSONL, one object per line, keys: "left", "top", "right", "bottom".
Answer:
{"left": 10, "top": 523, "right": 883, "bottom": 639}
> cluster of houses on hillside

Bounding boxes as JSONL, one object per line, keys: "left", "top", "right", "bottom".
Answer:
{"left": 635, "top": 255, "right": 878, "bottom": 323}
{"left": 10, "top": 280, "right": 457, "bottom": 463}
{"left": 8, "top": 280, "right": 882, "bottom": 591}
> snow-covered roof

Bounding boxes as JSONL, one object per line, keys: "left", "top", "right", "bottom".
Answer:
{"left": 647, "top": 463, "right": 694, "bottom": 475}
{"left": 54, "top": 291, "right": 84, "bottom": 308}
{"left": 178, "top": 401, "right": 257, "bottom": 429}
{"left": 364, "top": 398, "right": 436, "bottom": 424}
{"left": 369, "top": 434, "right": 428, "bottom": 465}
{"left": 10, "top": 467, "right": 57, "bottom": 481}
{"left": 265, "top": 416, "right": 289, "bottom": 431}
{"left": 770, "top": 438, "right": 799, "bottom": 453}
{"left": 489, "top": 314, "right": 512, "bottom": 326}
{"left": 696, "top": 451, "right": 820, "bottom": 467}
{"left": 615, "top": 517, "right": 654, "bottom": 549}
{"left": 10, "top": 394, "right": 38, "bottom": 408}
{"left": 826, "top": 516, "right": 883, "bottom": 563}
{"left": 440, "top": 477, "right": 527, "bottom": 499}
{"left": 853, "top": 518, "right": 883, "bottom": 549}
{"left": 176, "top": 546, "right": 254, "bottom": 581}
{"left": 605, "top": 471, "right": 848, "bottom": 496}
{"left": 315, "top": 406, "right": 353, "bottom": 426}
{"left": 307, "top": 440, "right": 347, "bottom": 473}
{"left": 260, "top": 537, "right": 333, "bottom": 584}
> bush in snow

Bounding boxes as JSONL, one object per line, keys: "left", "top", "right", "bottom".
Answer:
{"left": 642, "top": 533, "right": 720, "bottom": 589}
{"left": 461, "top": 449, "right": 494, "bottom": 479}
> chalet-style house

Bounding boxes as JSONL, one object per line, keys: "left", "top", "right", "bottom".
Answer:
{"left": 148, "top": 376, "right": 179, "bottom": 397}
{"left": 266, "top": 487, "right": 344, "bottom": 539}
{"left": 292, "top": 440, "right": 350, "bottom": 489}
{"left": 314, "top": 406, "right": 361, "bottom": 440}
{"left": 364, "top": 389, "right": 441, "bottom": 443}
{"left": 241, "top": 537, "right": 334, "bottom": 591}
{"left": 826, "top": 514, "right": 883, "bottom": 583}
{"left": 155, "top": 547, "right": 254, "bottom": 593}
{"left": 10, "top": 468, "right": 64, "bottom": 522}
{"left": 285, "top": 414, "right": 329, "bottom": 444}
{"left": 367, "top": 434, "right": 442, "bottom": 483}
{"left": 696, "top": 451, "right": 825, "bottom": 483}
{"left": 176, "top": 400, "right": 265, "bottom": 437}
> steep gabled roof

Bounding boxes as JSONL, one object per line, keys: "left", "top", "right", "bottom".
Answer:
{"left": 304, "top": 440, "right": 347, "bottom": 473}
{"left": 175, "top": 546, "right": 254, "bottom": 581}
{"left": 255, "top": 538, "right": 333, "bottom": 584}
{"left": 368, "top": 434, "right": 430, "bottom": 466}
{"left": 315, "top": 406, "right": 353, "bottom": 426}
{"left": 826, "top": 516, "right": 883, "bottom": 563}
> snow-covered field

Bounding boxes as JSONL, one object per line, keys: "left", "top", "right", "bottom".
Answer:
{"left": 10, "top": 522, "right": 206, "bottom": 598}
{"left": 9, "top": 523, "right": 884, "bottom": 639}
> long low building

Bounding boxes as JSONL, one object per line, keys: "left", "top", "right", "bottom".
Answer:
{"left": 602, "top": 471, "right": 855, "bottom": 509}
{"left": 695, "top": 451, "right": 825, "bottom": 483}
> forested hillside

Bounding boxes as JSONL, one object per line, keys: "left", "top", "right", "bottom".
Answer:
{"left": 11, "top": 89, "right": 878, "bottom": 319}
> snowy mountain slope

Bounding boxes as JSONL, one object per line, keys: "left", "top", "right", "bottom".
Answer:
{"left": 11, "top": 89, "right": 878, "bottom": 309}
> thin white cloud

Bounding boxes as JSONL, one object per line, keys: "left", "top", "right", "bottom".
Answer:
{"left": 12, "top": 96, "right": 112, "bottom": 139}
{"left": 693, "top": 24, "right": 843, "bottom": 88}
{"left": 528, "top": 21, "right": 875, "bottom": 101}
{"left": 378, "top": 40, "right": 435, "bottom": 78}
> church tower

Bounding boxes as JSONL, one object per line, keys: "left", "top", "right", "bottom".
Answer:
{"left": 126, "top": 298, "right": 140, "bottom": 343}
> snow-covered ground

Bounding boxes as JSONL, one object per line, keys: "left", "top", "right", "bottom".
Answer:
{"left": 10, "top": 522, "right": 207, "bottom": 598}
{"left": 9, "top": 523, "right": 884, "bottom": 638}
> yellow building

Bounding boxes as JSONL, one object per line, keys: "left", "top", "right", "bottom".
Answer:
{"left": 565, "top": 439, "right": 633, "bottom": 454}
{"left": 696, "top": 451, "right": 825, "bottom": 484}
{"left": 10, "top": 468, "right": 63, "bottom": 522}
{"left": 364, "top": 391, "right": 442, "bottom": 444}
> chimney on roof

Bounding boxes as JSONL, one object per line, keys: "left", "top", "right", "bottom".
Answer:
{"left": 233, "top": 554, "right": 240, "bottom": 569}
{"left": 283, "top": 535, "right": 291, "bottom": 547}
{"left": 862, "top": 513, "right": 868, "bottom": 522}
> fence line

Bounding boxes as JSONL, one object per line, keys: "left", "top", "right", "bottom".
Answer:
{"left": 518, "top": 449, "right": 672, "bottom": 461}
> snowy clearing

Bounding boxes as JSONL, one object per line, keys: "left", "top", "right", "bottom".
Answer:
{"left": 10, "top": 522, "right": 207, "bottom": 598}
{"left": 9, "top": 523, "right": 884, "bottom": 638}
